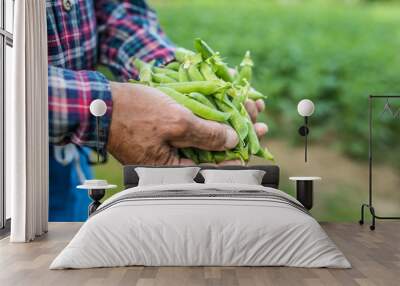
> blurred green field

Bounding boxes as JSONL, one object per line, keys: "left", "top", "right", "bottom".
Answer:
{"left": 95, "top": 0, "right": 400, "bottom": 221}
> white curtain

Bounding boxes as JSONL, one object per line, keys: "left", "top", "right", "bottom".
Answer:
{"left": 7, "top": 0, "right": 48, "bottom": 242}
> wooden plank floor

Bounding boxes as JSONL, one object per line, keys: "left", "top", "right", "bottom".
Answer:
{"left": 0, "top": 222, "right": 399, "bottom": 286}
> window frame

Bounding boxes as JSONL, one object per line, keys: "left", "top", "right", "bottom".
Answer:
{"left": 0, "top": 0, "right": 13, "bottom": 235}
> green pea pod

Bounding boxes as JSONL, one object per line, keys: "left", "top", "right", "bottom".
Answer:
{"left": 207, "top": 54, "right": 234, "bottom": 82}
{"left": 214, "top": 150, "right": 242, "bottom": 164}
{"left": 178, "top": 65, "right": 189, "bottom": 82}
{"left": 235, "top": 139, "right": 250, "bottom": 162}
{"left": 194, "top": 38, "right": 234, "bottom": 82}
{"left": 175, "top": 47, "right": 195, "bottom": 63}
{"left": 233, "top": 93, "right": 247, "bottom": 110}
{"left": 226, "top": 87, "right": 237, "bottom": 99}
{"left": 133, "top": 58, "right": 152, "bottom": 82}
{"left": 246, "top": 120, "right": 261, "bottom": 155}
{"left": 237, "top": 51, "right": 253, "bottom": 85}
{"left": 194, "top": 38, "right": 215, "bottom": 59}
{"left": 213, "top": 151, "right": 226, "bottom": 164}
{"left": 256, "top": 146, "right": 275, "bottom": 162}
{"left": 215, "top": 63, "right": 234, "bottom": 82}
{"left": 207, "top": 96, "right": 218, "bottom": 108}
{"left": 158, "top": 80, "right": 228, "bottom": 95}
{"left": 237, "top": 102, "right": 261, "bottom": 155}
{"left": 247, "top": 88, "right": 267, "bottom": 100}
{"left": 200, "top": 62, "right": 218, "bottom": 81}
{"left": 222, "top": 92, "right": 239, "bottom": 109}
{"left": 239, "top": 66, "right": 252, "bottom": 85}
{"left": 229, "top": 86, "right": 247, "bottom": 109}
{"left": 180, "top": 148, "right": 199, "bottom": 164}
{"left": 211, "top": 92, "right": 226, "bottom": 101}
{"left": 158, "top": 87, "right": 231, "bottom": 122}
{"left": 215, "top": 96, "right": 248, "bottom": 142}
{"left": 182, "top": 53, "right": 203, "bottom": 69}
{"left": 165, "top": 61, "right": 180, "bottom": 71}
{"left": 188, "top": 92, "right": 216, "bottom": 109}
{"left": 188, "top": 64, "right": 204, "bottom": 81}
{"left": 152, "top": 73, "right": 176, "bottom": 83}
{"left": 153, "top": 66, "right": 179, "bottom": 80}
{"left": 197, "top": 149, "right": 214, "bottom": 163}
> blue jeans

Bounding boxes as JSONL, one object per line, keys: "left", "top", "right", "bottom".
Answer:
{"left": 49, "top": 145, "right": 92, "bottom": 222}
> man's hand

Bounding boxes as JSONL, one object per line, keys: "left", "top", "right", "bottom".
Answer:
{"left": 107, "top": 83, "right": 239, "bottom": 165}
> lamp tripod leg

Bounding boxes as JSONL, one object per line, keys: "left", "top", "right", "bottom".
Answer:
{"left": 359, "top": 203, "right": 367, "bottom": 225}
{"left": 370, "top": 206, "right": 376, "bottom": 230}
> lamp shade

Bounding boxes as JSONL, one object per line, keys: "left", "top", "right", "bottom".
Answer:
{"left": 90, "top": 99, "right": 107, "bottom": 117}
{"left": 297, "top": 99, "right": 315, "bottom": 117}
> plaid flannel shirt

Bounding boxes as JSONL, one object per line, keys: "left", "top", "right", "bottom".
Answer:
{"left": 47, "top": 0, "right": 175, "bottom": 150}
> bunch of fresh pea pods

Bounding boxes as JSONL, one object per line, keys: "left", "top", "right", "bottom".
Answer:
{"left": 130, "top": 38, "right": 274, "bottom": 164}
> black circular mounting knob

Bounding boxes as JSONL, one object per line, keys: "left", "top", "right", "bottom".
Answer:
{"left": 298, "top": 126, "right": 309, "bottom": 136}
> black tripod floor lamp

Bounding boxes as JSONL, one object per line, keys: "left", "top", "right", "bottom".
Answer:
{"left": 359, "top": 95, "right": 400, "bottom": 230}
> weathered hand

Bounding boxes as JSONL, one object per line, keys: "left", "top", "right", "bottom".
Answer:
{"left": 107, "top": 82, "right": 239, "bottom": 165}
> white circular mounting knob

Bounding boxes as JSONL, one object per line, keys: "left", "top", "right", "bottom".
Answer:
{"left": 297, "top": 99, "right": 315, "bottom": 117}
{"left": 90, "top": 99, "right": 107, "bottom": 117}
